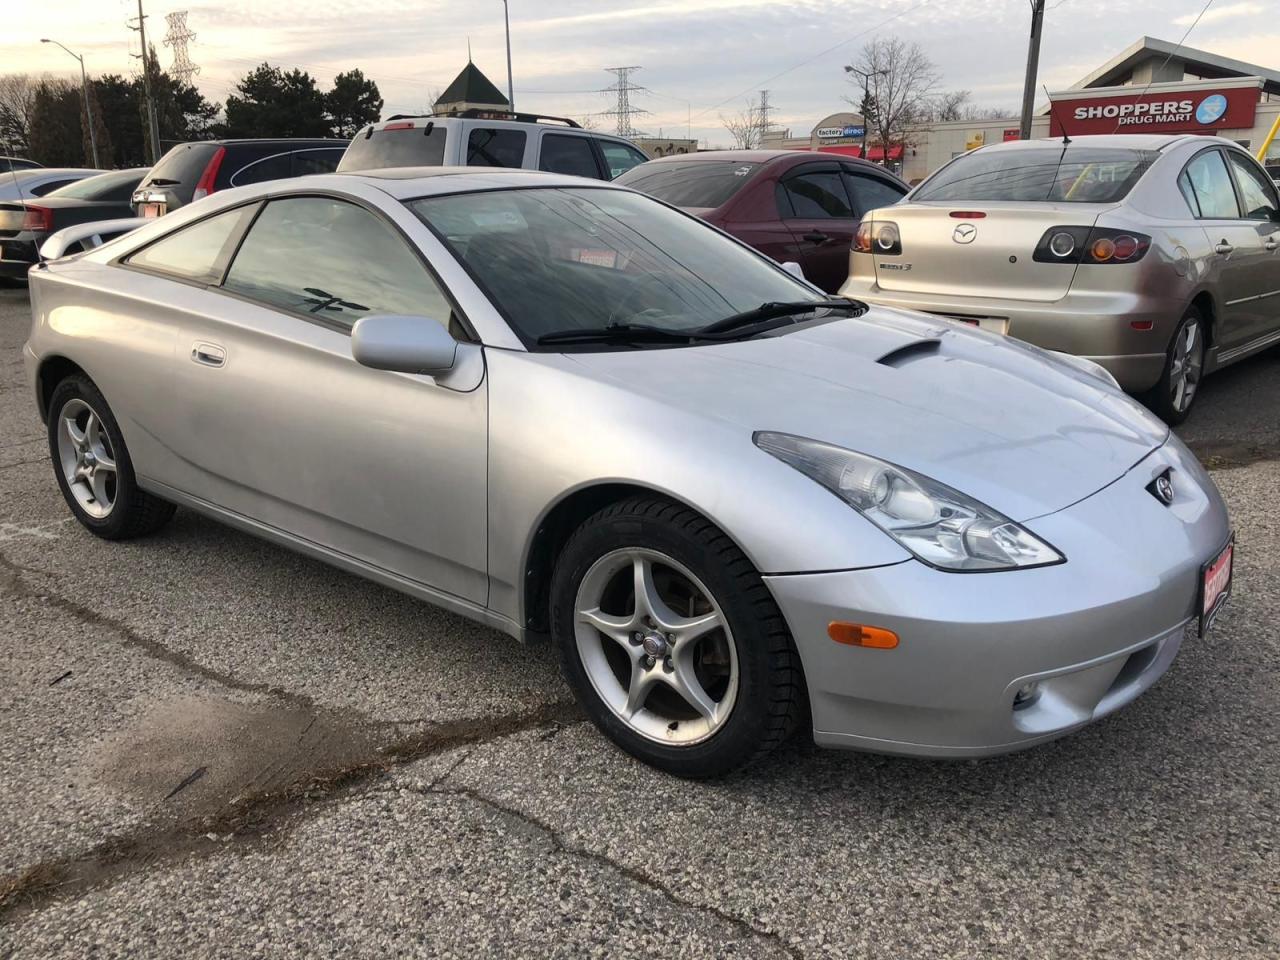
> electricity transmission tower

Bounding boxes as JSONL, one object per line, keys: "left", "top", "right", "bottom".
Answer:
{"left": 757, "top": 89, "right": 774, "bottom": 144}
{"left": 163, "top": 11, "right": 200, "bottom": 85}
{"left": 600, "top": 66, "right": 650, "bottom": 139}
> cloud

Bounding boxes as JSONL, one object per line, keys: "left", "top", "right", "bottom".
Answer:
{"left": 1173, "top": 2, "right": 1264, "bottom": 27}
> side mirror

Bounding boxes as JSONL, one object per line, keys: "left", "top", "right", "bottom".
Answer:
{"left": 780, "top": 260, "right": 806, "bottom": 281}
{"left": 351, "top": 315, "right": 457, "bottom": 376}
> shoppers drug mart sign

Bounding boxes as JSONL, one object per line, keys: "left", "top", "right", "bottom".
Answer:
{"left": 1049, "top": 86, "right": 1258, "bottom": 136}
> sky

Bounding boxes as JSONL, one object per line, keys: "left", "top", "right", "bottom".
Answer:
{"left": 3, "top": 0, "right": 1278, "bottom": 145}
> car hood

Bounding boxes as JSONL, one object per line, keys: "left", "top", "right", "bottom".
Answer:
{"left": 562, "top": 308, "right": 1168, "bottom": 522}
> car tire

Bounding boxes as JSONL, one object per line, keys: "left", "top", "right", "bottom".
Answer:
{"left": 1144, "top": 305, "right": 1205, "bottom": 425}
{"left": 550, "top": 495, "right": 805, "bottom": 778}
{"left": 47, "top": 375, "right": 176, "bottom": 539}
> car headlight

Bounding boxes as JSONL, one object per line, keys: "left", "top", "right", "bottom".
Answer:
{"left": 754, "top": 432, "right": 1064, "bottom": 572}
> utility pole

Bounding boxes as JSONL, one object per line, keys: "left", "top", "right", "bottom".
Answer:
{"left": 131, "top": 0, "right": 162, "bottom": 163}
{"left": 40, "top": 39, "right": 100, "bottom": 168}
{"left": 500, "top": 1, "right": 514, "bottom": 111}
{"left": 844, "top": 66, "right": 885, "bottom": 162}
{"left": 1018, "top": 0, "right": 1046, "bottom": 140}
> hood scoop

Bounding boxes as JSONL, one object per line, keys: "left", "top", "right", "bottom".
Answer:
{"left": 876, "top": 338, "right": 942, "bottom": 368}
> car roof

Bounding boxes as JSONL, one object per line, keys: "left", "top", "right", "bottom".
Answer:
{"left": 270, "top": 167, "right": 622, "bottom": 199}
{"left": 362, "top": 115, "right": 635, "bottom": 143}
{"left": 979, "top": 133, "right": 1205, "bottom": 153}
{"left": 642, "top": 149, "right": 802, "bottom": 164}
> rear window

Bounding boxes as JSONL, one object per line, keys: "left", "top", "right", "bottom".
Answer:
{"left": 614, "top": 161, "right": 760, "bottom": 209}
{"left": 47, "top": 169, "right": 145, "bottom": 201}
{"left": 337, "top": 125, "right": 448, "bottom": 172}
{"left": 140, "top": 143, "right": 220, "bottom": 198}
{"left": 915, "top": 147, "right": 1157, "bottom": 203}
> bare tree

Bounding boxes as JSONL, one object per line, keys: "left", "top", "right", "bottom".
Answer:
{"left": 927, "top": 89, "right": 1014, "bottom": 122}
{"left": 844, "top": 37, "right": 940, "bottom": 155}
{"left": 575, "top": 112, "right": 600, "bottom": 131}
{"left": 0, "top": 73, "right": 45, "bottom": 155}
{"left": 721, "top": 95, "right": 764, "bottom": 149}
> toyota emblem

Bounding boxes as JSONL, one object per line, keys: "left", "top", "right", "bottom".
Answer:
{"left": 953, "top": 223, "right": 977, "bottom": 244}
{"left": 1155, "top": 474, "right": 1174, "bottom": 505}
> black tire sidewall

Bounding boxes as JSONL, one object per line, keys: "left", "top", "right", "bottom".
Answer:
{"left": 1148, "top": 306, "right": 1204, "bottom": 426}
{"left": 46, "top": 376, "right": 142, "bottom": 539}
{"left": 551, "top": 502, "right": 790, "bottom": 778}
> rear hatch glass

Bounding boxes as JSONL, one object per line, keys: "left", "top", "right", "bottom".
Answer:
{"left": 614, "top": 160, "right": 760, "bottom": 210}
{"left": 914, "top": 146, "right": 1157, "bottom": 204}
{"left": 136, "top": 143, "right": 220, "bottom": 204}
{"left": 337, "top": 124, "right": 448, "bottom": 171}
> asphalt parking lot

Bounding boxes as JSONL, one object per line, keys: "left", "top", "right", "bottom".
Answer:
{"left": 0, "top": 283, "right": 1277, "bottom": 959}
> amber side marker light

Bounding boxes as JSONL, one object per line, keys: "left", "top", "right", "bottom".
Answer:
{"left": 828, "top": 622, "right": 900, "bottom": 649}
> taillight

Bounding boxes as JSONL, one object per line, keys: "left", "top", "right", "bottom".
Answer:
{"left": 853, "top": 220, "right": 901, "bottom": 256}
{"left": 948, "top": 211, "right": 986, "bottom": 219}
{"left": 21, "top": 205, "right": 53, "bottom": 233}
{"left": 383, "top": 121, "right": 415, "bottom": 131}
{"left": 192, "top": 145, "right": 226, "bottom": 202}
{"left": 1033, "top": 226, "right": 1150, "bottom": 265}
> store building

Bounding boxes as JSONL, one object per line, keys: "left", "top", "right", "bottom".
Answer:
{"left": 771, "top": 38, "right": 1280, "bottom": 184}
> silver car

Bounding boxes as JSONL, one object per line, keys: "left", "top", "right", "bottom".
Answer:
{"left": 23, "top": 170, "right": 1233, "bottom": 777}
{"left": 841, "top": 135, "right": 1280, "bottom": 423}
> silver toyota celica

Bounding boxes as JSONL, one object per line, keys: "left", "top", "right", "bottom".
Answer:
{"left": 23, "top": 169, "right": 1233, "bottom": 778}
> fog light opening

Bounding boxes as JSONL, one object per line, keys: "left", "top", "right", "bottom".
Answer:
{"left": 1013, "top": 681, "right": 1041, "bottom": 710}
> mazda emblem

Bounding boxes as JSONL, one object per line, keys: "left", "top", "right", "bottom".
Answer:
{"left": 953, "top": 224, "right": 977, "bottom": 244}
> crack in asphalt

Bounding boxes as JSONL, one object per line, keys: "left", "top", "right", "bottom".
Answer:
{"left": 0, "top": 702, "right": 582, "bottom": 923}
{"left": 0, "top": 548, "right": 318, "bottom": 710}
{"left": 417, "top": 780, "right": 801, "bottom": 960}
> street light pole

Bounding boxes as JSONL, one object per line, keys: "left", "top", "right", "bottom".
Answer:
{"left": 41, "top": 39, "right": 100, "bottom": 168}
{"left": 1019, "top": 0, "right": 1046, "bottom": 140}
{"left": 501, "top": 0, "right": 515, "bottom": 112}
{"left": 844, "top": 66, "right": 886, "bottom": 163}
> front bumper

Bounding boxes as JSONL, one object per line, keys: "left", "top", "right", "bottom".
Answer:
{"left": 838, "top": 277, "right": 1183, "bottom": 392}
{"left": 766, "top": 437, "right": 1229, "bottom": 758}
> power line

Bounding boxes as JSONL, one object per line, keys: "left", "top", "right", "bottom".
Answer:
{"left": 1109, "top": 0, "right": 1215, "bottom": 133}
{"left": 599, "top": 66, "right": 650, "bottom": 139}
{"left": 163, "top": 11, "right": 200, "bottom": 85}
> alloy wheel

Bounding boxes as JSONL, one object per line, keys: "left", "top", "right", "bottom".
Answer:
{"left": 56, "top": 397, "right": 118, "bottom": 519}
{"left": 573, "top": 548, "right": 738, "bottom": 746}
{"left": 1169, "top": 319, "right": 1204, "bottom": 415}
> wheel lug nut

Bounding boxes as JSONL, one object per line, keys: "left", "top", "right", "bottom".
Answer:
{"left": 663, "top": 657, "right": 673, "bottom": 673}
{"left": 643, "top": 655, "right": 656, "bottom": 668}
{"left": 630, "top": 632, "right": 642, "bottom": 645}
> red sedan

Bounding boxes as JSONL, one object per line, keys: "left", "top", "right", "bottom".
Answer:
{"left": 615, "top": 149, "right": 908, "bottom": 293}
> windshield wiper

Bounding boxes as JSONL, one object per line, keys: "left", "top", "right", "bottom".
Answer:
{"left": 536, "top": 323, "right": 720, "bottom": 346}
{"left": 699, "top": 299, "right": 865, "bottom": 336}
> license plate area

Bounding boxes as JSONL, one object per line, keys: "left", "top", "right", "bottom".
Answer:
{"left": 1198, "top": 536, "right": 1233, "bottom": 637}
{"left": 140, "top": 202, "right": 166, "bottom": 219}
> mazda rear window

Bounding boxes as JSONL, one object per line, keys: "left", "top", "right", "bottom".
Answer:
{"left": 337, "top": 125, "right": 447, "bottom": 171}
{"left": 614, "top": 161, "right": 760, "bottom": 209}
{"left": 914, "top": 148, "right": 1158, "bottom": 203}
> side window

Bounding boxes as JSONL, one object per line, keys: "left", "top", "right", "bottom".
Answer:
{"left": 539, "top": 134, "right": 602, "bottom": 179}
{"left": 1182, "top": 151, "right": 1240, "bottom": 219}
{"left": 1226, "top": 152, "right": 1279, "bottom": 221}
{"left": 1177, "top": 170, "right": 1201, "bottom": 217}
{"left": 842, "top": 170, "right": 906, "bottom": 216}
{"left": 292, "top": 148, "right": 346, "bottom": 176}
{"left": 781, "top": 169, "right": 854, "bottom": 219}
{"left": 596, "top": 140, "right": 648, "bottom": 179}
{"left": 467, "top": 128, "right": 528, "bottom": 168}
{"left": 230, "top": 152, "right": 293, "bottom": 187}
{"left": 222, "top": 196, "right": 453, "bottom": 332}
{"left": 124, "top": 205, "right": 257, "bottom": 282}
{"left": 775, "top": 181, "right": 795, "bottom": 218}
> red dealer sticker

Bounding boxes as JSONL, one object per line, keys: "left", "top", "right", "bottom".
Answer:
{"left": 1050, "top": 87, "right": 1259, "bottom": 137}
{"left": 1199, "top": 537, "right": 1234, "bottom": 637}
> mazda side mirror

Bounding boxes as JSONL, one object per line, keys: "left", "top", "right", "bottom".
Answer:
{"left": 351, "top": 315, "right": 457, "bottom": 375}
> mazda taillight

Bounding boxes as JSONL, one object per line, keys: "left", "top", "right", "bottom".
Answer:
{"left": 853, "top": 220, "right": 901, "bottom": 256}
{"left": 1033, "top": 226, "right": 1151, "bottom": 265}
{"left": 21, "top": 205, "right": 53, "bottom": 233}
{"left": 192, "top": 145, "right": 226, "bottom": 202}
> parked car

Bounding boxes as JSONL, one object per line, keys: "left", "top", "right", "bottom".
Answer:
{"left": 131, "top": 138, "right": 349, "bottom": 218}
{"left": 841, "top": 134, "right": 1280, "bottom": 423}
{"left": 1, "top": 157, "right": 43, "bottom": 173}
{"left": 0, "top": 168, "right": 148, "bottom": 279}
{"left": 24, "top": 169, "right": 1231, "bottom": 777}
{"left": 337, "top": 109, "right": 650, "bottom": 181}
{"left": 615, "top": 150, "right": 908, "bottom": 293}
{"left": 0, "top": 168, "right": 99, "bottom": 201}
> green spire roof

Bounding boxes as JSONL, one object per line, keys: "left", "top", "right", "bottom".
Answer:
{"left": 436, "top": 63, "right": 509, "bottom": 108}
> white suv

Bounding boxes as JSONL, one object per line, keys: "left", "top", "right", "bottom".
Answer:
{"left": 336, "top": 110, "right": 650, "bottom": 181}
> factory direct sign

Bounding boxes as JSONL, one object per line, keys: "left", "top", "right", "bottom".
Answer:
{"left": 1050, "top": 86, "right": 1258, "bottom": 136}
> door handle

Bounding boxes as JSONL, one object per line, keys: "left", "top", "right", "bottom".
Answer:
{"left": 1265, "top": 238, "right": 1278, "bottom": 252}
{"left": 802, "top": 231, "right": 829, "bottom": 244}
{"left": 191, "top": 342, "right": 226, "bottom": 367}
{"left": 1214, "top": 240, "right": 1234, "bottom": 255}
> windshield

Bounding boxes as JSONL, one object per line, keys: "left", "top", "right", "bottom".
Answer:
{"left": 614, "top": 160, "right": 760, "bottom": 209}
{"left": 915, "top": 147, "right": 1157, "bottom": 203}
{"left": 409, "top": 187, "right": 819, "bottom": 346}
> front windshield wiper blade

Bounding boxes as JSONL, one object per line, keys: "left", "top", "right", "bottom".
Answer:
{"left": 699, "top": 299, "right": 866, "bottom": 336}
{"left": 536, "top": 323, "right": 720, "bottom": 346}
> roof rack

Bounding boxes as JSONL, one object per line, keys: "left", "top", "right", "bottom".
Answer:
{"left": 437, "top": 108, "right": 582, "bottom": 128}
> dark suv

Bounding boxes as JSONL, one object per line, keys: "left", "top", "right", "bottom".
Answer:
{"left": 131, "top": 138, "right": 349, "bottom": 217}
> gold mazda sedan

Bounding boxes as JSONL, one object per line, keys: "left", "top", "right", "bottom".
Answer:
{"left": 841, "top": 134, "right": 1280, "bottom": 423}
